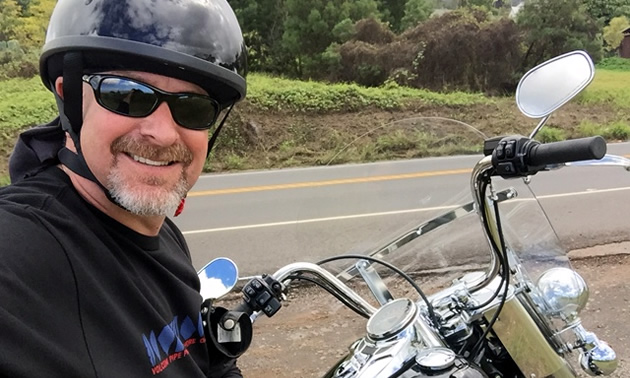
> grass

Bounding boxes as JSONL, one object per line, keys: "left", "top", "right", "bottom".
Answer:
{"left": 577, "top": 120, "right": 630, "bottom": 141}
{"left": 535, "top": 127, "right": 567, "bottom": 143}
{"left": 0, "top": 77, "right": 57, "bottom": 131}
{"left": 595, "top": 57, "right": 630, "bottom": 71}
{"left": 578, "top": 69, "right": 630, "bottom": 109}
{"left": 247, "top": 73, "right": 491, "bottom": 112}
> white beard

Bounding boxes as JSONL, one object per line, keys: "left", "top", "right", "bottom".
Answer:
{"left": 106, "top": 166, "right": 189, "bottom": 217}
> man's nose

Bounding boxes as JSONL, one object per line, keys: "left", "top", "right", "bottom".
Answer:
{"left": 137, "top": 102, "right": 180, "bottom": 146}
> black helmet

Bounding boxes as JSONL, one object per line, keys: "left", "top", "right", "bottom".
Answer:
{"left": 40, "top": 0, "right": 247, "bottom": 107}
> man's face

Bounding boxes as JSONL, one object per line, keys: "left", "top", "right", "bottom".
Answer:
{"left": 78, "top": 71, "right": 209, "bottom": 216}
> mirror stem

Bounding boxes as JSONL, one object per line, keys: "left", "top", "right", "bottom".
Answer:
{"left": 529, "top": 115, "right": 550, "bottom": 139}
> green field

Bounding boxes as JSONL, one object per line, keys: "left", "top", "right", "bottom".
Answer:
{"left": 579, "top": 70, "right": 630, "bottom": 109}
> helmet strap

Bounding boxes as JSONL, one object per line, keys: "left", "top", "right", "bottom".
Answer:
{"left": 54, "top": 52, "right": 100, "bottom": 183}
{"left": 53, "top": 53, "right": 124, "bottom": 207}
{"left": 206, "top": 103, "right": 235, "bottom": 158}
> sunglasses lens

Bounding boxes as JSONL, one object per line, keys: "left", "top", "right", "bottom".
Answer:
{"left": 171, "top": 95, "right": 218, "bottom": 130}
{"left": 93, "top": 76, "right": 219, "bottom": 130}
{"left": 99, "top": 77, "right": 157, "bottom": 117}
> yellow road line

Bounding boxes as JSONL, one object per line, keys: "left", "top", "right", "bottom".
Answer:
{"left": 187, "top": 168, "right": 472, "bottom": 197}
{"left": 188, "top": 152, "right": 630, "bottom": 197}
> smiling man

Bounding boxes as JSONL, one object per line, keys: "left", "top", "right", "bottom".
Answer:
{"left": 0, "top": 0, "right": 247, "bottom": 377}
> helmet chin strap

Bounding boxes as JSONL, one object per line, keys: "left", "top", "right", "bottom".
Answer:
{"left": 55, "top": 53, "right": 104, "bottom": 185}
{"left": 207, "top": 104, "right": 234, "bottom": 158}
{"left": 55, "top": 52, "right": 139, "bottom": 212}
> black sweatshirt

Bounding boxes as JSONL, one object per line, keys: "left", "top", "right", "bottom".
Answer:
{"left": 0, "top": 125, "right": 241, "bottom": 377}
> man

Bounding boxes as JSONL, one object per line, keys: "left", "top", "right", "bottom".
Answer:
{"left": 0, "top": 0, "right": 247, "bottom": 376}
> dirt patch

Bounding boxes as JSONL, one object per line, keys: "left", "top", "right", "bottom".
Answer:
{"left": 210, "top": 99, "right": 626, "bottom": 172}
{"left": 225, "top": 252, "right": 629, "bottom": 377}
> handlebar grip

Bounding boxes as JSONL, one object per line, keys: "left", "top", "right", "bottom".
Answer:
{"left": 528, "top": 136, "right": 606, "bottom": 166}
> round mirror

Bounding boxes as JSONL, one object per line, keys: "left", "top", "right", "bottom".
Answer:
{"left": 197, "top": 258, "right": 239, "bottom": 300}
{"left": 516, "top": 50, "right": 594, "bottom": 119}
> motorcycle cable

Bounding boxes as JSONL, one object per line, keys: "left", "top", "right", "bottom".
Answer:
{"left": 469, "top": 182, "right": 511, "bottom": 360}
{"left": 285, "top": 273, "right": 371, "bottom": 318}
{"left": 316, "top": 254, "right": 439, "bottom": 327}
{"left": 467, "top": 179, "right": 509, "bottom": 312}
{"left": 458, "top": 179, "right": 508, "bottom": 357}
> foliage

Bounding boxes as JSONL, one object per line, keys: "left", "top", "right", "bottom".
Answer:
{"left": 400, "top": 0, "right": 434, "bottom": 31}
{"left": 0, "top": 0, "right": 54, "bottom": 47}
{"left": 231, "top": 0, "right": 288, "bottom": 73}
{"left": 0, "top": 76, "right": 57, "bottom": 130}
{"left": 379, "top": 0, "right": 407, "bottom": 32}
{"left": 0, "top": 0, "right": 55, "bottom": 79}
{"left": 536, "top": 127, "right": 566, "bottom": 143}
{"left": 0, "top": 40, "right": 39, "bottom": 79}
{"left": 338, "top": 9, "right": 523, "bottom": 92}
{"left": 281, "top": 0, "right": 381, "bottom": 78}
{"left": 0, "top": 0, "right": 23, "bottom": 42}
{"left": 517, "top": 0, "right": 603, "bottom": 71}
{"left": 596, "top": 56, "right": 630, "bottom": 71}
{"left": 246, "top": 73, "right": 489, "bottom": 112}
{"left": 579, "top": 69, "right": 630, "bottom": 108}
{"left": 583, "top": 0, "right": 630, "bottom": 24}
{"left": 603, "top": 16, "right": 630, "bottom": 51}
{"left": 577, "top": 120, "right": 630, "bottom": 141}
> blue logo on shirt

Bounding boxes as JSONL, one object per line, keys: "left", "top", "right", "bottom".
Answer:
{"left": 142, "top": 312, "right": 206, "bottom": 375}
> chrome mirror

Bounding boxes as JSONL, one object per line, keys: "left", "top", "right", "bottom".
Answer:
{"left": 198, "top": 258, "right": 239, "bottom": 300}
{"left": 516, "top": 50, "right": 594, "bottom": 119}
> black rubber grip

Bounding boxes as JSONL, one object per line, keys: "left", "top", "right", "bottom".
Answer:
{"left": 528, "top": 136, "right": 606, "bottom": 166}
{"left": 233, "top": 301, "right": 254, "bottom": 316}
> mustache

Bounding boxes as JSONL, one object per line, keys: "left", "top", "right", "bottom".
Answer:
{"left": 110, "top": 136, "right": 194, "bottom": 166}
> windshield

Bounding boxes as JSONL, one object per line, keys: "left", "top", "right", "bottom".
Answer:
{"left": 287, "top": 117, "right": 571, "bottom": 296}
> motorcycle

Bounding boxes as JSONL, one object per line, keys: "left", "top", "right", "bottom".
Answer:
{"left": 198, "top": 50, "right": 624, "bottom": 377}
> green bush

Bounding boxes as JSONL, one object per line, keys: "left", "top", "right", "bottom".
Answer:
{"left": 596, "top": 57, "right": 630, "bottom": 71}
{"left": 577, "top": 120, "right": 604, "bottom": 137}
{"left": 247, "top": 73, "right": 490, "bottom": 112}
{"left": 577, "top": 120, "right": 630, "bottom": 141}
{"left": 337, "top": 11, "right": 523, "bottom": 93}
{"left": 607, "top": 122, "right": 630, "bottom": 140}
{"left": 0, "top": 41, "right": 39, "bottom": 80}
{"left": 536, "top": 127, "right": 567, "bottom": 143}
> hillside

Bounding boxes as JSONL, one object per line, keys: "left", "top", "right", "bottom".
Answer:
{"left": 1, "top": 70, "right": 629, "bottom": 184}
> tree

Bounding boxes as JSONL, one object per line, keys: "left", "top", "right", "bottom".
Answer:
{"left": 517, "top": 0, "right": 603, "bottom": 71}
{"left": 230, "top": 0, "right": 287, "bottom": 72}
{"left": 281, "top": 0, "right": 381, "bottom": 78}
{"left": 378, "top": 0, "right": 407, "bottom": 32}
{"left": 16, "top": 0, "right": 56, "bottom": 47}
{"left": 603, "top": 16, "right": 630, "bottom": 52}
{"left": 583, "top": 0, "right": 630, "bottom": 24}
{"left": 458, "top": 0, "right": 491, "bottom": 8}
{"left": 0, "top": 0, "right": 23, "bottom": 42}
{"left": 400, "top": 0, "right": 434, "bottom": 31}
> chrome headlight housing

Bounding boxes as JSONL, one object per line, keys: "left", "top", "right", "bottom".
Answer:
{"left": 536, "top": 267, "right": 589, "bottom": 324}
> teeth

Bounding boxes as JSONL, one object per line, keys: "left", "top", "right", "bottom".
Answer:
{"left": 132, "top": 155, "right": 170, "bottom": 166}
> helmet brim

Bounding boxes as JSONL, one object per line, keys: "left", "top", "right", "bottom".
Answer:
{"left": 41, "top": 36, "right": 247, "bottom": 107}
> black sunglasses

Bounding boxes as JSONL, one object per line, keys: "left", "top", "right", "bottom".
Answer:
{"left": 82, "top": 74, "right": 220, "bottom": 130}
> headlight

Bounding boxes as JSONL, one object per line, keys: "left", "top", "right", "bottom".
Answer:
{"left": 536, "top": 267, "right": 589, "bottom": 324}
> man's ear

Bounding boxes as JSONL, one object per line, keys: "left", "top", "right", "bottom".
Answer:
{"left": 54, "top": 76, "right": 64, "bottom": 99}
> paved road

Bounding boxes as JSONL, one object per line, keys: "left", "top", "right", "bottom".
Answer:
{"left": 174, "top": 143, "right": 630, "bottom": 276}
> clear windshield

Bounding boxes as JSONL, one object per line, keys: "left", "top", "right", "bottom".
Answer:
{"left": 287, "top": 117, "right": 572, "bottom": 296}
